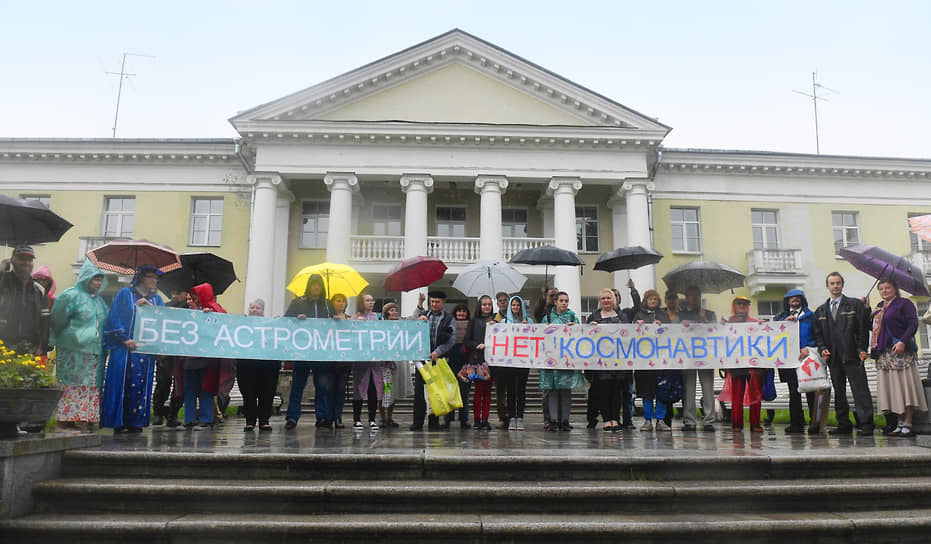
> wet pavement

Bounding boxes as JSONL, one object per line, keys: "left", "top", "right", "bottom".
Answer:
{"left": 61, "top": 413, "right": 931, "bottom": 459}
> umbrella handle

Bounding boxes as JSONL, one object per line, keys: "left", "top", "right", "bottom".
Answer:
{"left": 864, "top": 263, "right": 889, "bottom": 301}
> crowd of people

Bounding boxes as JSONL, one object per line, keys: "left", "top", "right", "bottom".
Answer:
{"left": 1, "top": 242, "right": 927, "bottom": 438}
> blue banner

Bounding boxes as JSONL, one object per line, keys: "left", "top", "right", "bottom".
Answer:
{"left": 132, "top": 306, "right": 430, "bottom": 362}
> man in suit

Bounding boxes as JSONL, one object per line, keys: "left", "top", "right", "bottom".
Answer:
{"left": 812, "top": 272, "right": 874, "bottom": 435}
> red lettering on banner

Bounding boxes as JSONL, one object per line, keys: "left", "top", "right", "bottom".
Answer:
{"left": 492, "top": 335, "right": 509, "bottom": 356}
{"left": 530, "top": 336, "right": 544, "bottom": 357}
{"left": 513, "top": 337, "right": 529, "bottom": 357}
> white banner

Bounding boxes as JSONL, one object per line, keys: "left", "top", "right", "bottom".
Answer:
{"left": 484, "top": 321, "right": 801, "bottom": 370}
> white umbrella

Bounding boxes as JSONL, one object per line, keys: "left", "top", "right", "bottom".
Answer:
{"left": 452, "top": 260, "right": 527, "bottom": 297}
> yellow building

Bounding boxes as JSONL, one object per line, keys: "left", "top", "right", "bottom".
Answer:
{"left": 2, "top": 29, "right": 931, "bottom": 346}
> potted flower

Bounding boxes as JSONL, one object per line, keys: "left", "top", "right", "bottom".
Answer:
{"left": 0, "top": 340, "right": 60, "bottom": 438}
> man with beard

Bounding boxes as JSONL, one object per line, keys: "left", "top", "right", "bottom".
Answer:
{"left": 772, "top": 289, "right": 819, "bottom": 434}
{"left": 0, "top": 246, "right": 49, "bottom": 355}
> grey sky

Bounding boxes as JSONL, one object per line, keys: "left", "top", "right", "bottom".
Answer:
{"left": 2, "top": 1, "right": 928, "bottom": 158}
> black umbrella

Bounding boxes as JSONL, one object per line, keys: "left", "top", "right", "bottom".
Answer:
{"left": 593, "top": 246, "right": 663, "bottom": 273}
{"left": 662, "top": 260, "right": 746, "bottom": 295}
{"left": 158, "top": 252, "right": 238, "bottom": 296}
{"left": 0, "top": 194, "right": 73, "bottom": 245}
{"left": 509, "top": 245, "right": 584, "bottom": 285}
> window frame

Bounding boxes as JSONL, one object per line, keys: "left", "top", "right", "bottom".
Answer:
{"left": 575, "top": 205, "right": 599, "bottom": 253}
{"left": 300, "top": 199, "right": 330, "bottom": 249}
{"left": 20, "top": 194, "right": 51, "bottom": 208}
{"left": 434, "top": 205, "right": 467, "bottom": 238}
{"left": 501, "top": 206, "right": 529, "bottom": 238}
{"left": 579, "top": 296, "right": 599, "bottom": 322}
{"left": 756, "top": 300, "right": 782, "bottom": 321}
{"left": 102, "top": 196, "right": 135, "bottom": 238}
{"left": 908, "top": 212, "right": 931, "bottom": 253}
{"left": 832, "top": 211, "right": 860, "bottom": 256}
{"left": 917, "top": 301, "right": 930, "bottom": 352}
{"left": 371, "top": 203, "right": 403, "bottom": 237}
{"left": 751, "top": 209, "right": 780, "bottom": 250}
{"left": 670, "top": 206, "right": 702, "bottom": 254}
{"left": 189, "top": 197, "right": 224, "bottom": 247}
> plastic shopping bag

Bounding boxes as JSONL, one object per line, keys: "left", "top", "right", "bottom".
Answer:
{"left": 717, "top": 373, "right": 734, "bottom": 403}
{"left": 417, "top": 358, "right": 463, "bottom": 417}
{"left": 796, "top": 351, "right": 831, "bottom": 393}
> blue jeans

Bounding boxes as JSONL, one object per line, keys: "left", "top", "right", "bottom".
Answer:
{"left": 328, "top": 370, "right": 347, "bottom": 423}
{"left": 642, "top": 396, "right": 667, "bottom": 421}
{"left": 183, "top": 367, "right": 214, "bottom": 424}
{"left": 286, "top": 363, "right": 332, "bottom": 422}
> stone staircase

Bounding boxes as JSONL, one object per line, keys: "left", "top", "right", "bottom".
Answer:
{"left": 4, "top": 446, "right": 931, "bottom": 542}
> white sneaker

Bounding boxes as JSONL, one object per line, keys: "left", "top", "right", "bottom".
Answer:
{"left": 369, "top": 420, "right": 379, "bottom": 430}
{"left": 655, "top": 421, "right": 671, "bottom": 432}
{"left": 640, "top": 420, "right": 654, "bottom": 431}
{"left": 515, "top": 418, "right": 525, "bottom": 430}
{"left": 353, "top": 421, "right": 364, "bottom": 430}
{"left": 508, "top": 419, "right": 516, "bottom": 431}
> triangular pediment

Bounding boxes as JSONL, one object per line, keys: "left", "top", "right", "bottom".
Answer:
{"left": 231, "top": 29, "right": 670, "bottom": 137}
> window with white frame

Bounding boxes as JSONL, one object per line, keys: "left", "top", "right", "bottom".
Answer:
{"left": 757, "top": 300, "right": 782, "bottom": 321}
{"left": 909, "top": 213, "right": 931, "bottom": 253}
{"left": 917, "top": 302, "right": 930, "bottom": 352}
{"left": 20, "top": 194, "right": 51, "bottom": 208}
{"left": 502, "top": 208, "right": 528, "bottom": 238}
{"left": 103, "top": 196, "right": 135, "bottom": 237}
{"left": 301, "top": 200, "right": 329, "bottom": 248}
{"left": 579, "top": 296, "right": 599, "bottom": 321}
{"left": 576, "top": 206, "right": 599, "bottom": 252}
{"left": 670, "top": 207, "right": 701, "bottom": 253}
{"left": 189, "top": 198, "right": 224, "bottom": 246}
{"left": 435, "top": 206, "right": 466, "bottom": 237}
{"left": 372, "top": 204, "right": 402, "bottom": 236}
{"left": 751, "top": 209, "right": 779, "bottom": 250}
{"left": 832, "top": 211, "right": 860, "bottom": 255}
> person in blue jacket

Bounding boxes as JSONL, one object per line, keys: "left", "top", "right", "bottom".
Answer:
{"left": 772, "top": 288, "right": 817, "bottom": 434}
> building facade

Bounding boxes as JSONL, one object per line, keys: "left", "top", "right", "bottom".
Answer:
{"left": 3, "top": 29, "right": 931, "bottom": 346}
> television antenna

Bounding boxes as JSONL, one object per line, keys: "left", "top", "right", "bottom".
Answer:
{"left": 793, "top": 71, "right": 838, "bottom": 154}
{"left": 106, "top": 52, "right": 155, "bottom": 138}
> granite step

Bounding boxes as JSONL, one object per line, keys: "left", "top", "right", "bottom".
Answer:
{"left": 30, "top": 477, "right": 931, "bottom": 516}
{"left": 4, "top": 510, "right": 931, "bottom": 543}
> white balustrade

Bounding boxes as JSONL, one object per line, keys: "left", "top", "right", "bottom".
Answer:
{"left": 350, "top": 235, "right": 405, "bottom": 261}
{"left": 72, "top": 236, "right": 130, "bottom": 273}
{"left": 747, "top": 248, "right": 803, "bottom": 275}
{"left": 427, "top": 236, "right": 481, "bottom": 263}
{"left": 501, "top": 237, "right": 556, "bottom": 261}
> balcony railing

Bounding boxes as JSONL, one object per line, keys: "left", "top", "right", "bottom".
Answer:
{"left": 351, "top": 235, "right": 405, "bottom": 261}
{"left": 908, "top": 251, "right": 931, "bottom": 277}
{"left": 502, "top": 237, "right": 556, "bottom": 261}
{"left": 747, "top": 248, "right": 804, "bottom": 275}
{"left": 428, "top": 236, "right": 481, "bottom": 263}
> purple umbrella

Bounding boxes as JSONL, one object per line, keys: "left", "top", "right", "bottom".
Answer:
{"left": 838, "top": 243, "right": 930, "bottom": 296}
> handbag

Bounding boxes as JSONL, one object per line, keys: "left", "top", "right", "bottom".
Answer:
{"left": 762, "top": 370, "right": 777, "bottom": 402}
{"left": 796, "top": 351, "right": 831, "bottom": 393}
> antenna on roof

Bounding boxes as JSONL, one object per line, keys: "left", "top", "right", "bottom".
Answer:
{"left": 793, "top": 71, "right": 838, "bottom": 154}
{"left": 106, "top": 52, "right": 155, "bottom": 138}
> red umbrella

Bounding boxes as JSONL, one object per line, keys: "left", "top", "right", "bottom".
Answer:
{"left": 383, "top": 256, "right": 447, "bottom": 292}
{"left": 87, "top": 239, "right": 182, "bottom": 275}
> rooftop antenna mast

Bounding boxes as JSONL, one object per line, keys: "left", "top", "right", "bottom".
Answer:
{"left": 106, "top": 52, "right": 155, "bottom": 138}
{"left": 793, "top": 71, "right": 838, "bottom": 154}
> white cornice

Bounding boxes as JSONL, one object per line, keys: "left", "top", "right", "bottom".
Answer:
{"left": 237, "top": 120, "right": 664, "bottom": 151}
{"left": 230, "top": 29, "right": 670, "bottom": 135}
{"left": 0, "top": 139, "right": 240, "bottom": 166}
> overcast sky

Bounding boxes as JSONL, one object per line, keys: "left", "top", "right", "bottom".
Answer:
{"left": 2, "top": 1, "right": 929, "bottom": 158}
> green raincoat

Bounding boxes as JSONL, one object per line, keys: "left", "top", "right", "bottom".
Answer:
{"left": 539, "top": 307, "right": 585, "bottom": 390}
{"left": 49, "top": 259, "right": 109, "bottom": 387}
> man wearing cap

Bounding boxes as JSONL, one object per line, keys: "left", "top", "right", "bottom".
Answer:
{"left": 410, "top": 290, "right": 456, "bottom": 431}
{"left": 0, "top": 246, "right": 49, "bottom": 355}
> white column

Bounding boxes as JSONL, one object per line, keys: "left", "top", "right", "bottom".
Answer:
{"left": 622, "top": 180, "right": 657, "bottom": 292}
{"left": 474, "top": 175, "right": 508, "bottom": 261}
{"left": 400, "top": 174, "right": 433, "bottom": 315}
{"left": 323, "top": 172, "right": 359, "bottom": 264}
{"left": 606, "top": 194, "right": 632, "bottom": 306}
{"left": 536, "top": 195, "right": 554, "bottom": 239}
{"left": 244, "top": 173, "right": 282, "bottom": 314}
{"left": 548, "top": 177, "right": 582, "bottom": 314}
{"left": 270, "top": 190, "right": 294, "bottom": 317}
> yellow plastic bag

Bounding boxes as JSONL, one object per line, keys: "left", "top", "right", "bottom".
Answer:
{"left": 417, "top": 358, "right": 463, "bottom": 417}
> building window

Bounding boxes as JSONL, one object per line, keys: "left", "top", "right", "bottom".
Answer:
{"left": 189, "top": 198, "right": 224, "bottom": 246}
{"left": 435, "top": 206, "right": 466, "bottom": 237}
{"left": 757, "top": 300, "right": 782, "bottom": 321}
{"left": 301, "top": 200, "right": 329, "bottom": 248}
{"left": 576, "top": 206, "right": 599, "bottom": 252}
{"left": 751, "top": 209, "right": 779, "bottom": 250}
{"left": 670, "top": 207, "right": 701, "bottom": 253}
{"left": 372, "top": 204, "right": 402, "bottom": 236}
{"left": 20, "top": 194, "right": 51, "bottom": 208}
{"left": 909, "top": 213, "right": 931, "bottom": 252}
{"left": 579, "top": 296, "right": 599, "bottom": 321}
{"left": 918, "top": 302, "right": 930, "bottom": 352}
{"left": 502, "top": 208, "right": 528, "bottom": 238}
{"left": 103, "top": 196, "right": 135, "bottom": 237}
{"left": 832, "top": 211, "right": 860, "bottom": 255}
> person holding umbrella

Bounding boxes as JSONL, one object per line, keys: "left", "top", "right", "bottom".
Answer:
{"left": 411, "top": 290, "right": 456, "bottom": 431}
{"left": 812, "top": 272, "right": 874, "bottom": 436}
{"left": 284, "top": 275, "right": 331, "bottom": 430}
{"left": 679, "top": 285, "right": 718, "bottom": 432}
{"left": 0, "top": 246, "right": 49, "bottom": 356}
{"left": 101, "top": 265, "right": 165, "bottom": 433}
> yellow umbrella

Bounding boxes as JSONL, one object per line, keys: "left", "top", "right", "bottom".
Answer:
{"left": 287, "top": 262, "right": 369, "bottom": 298}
